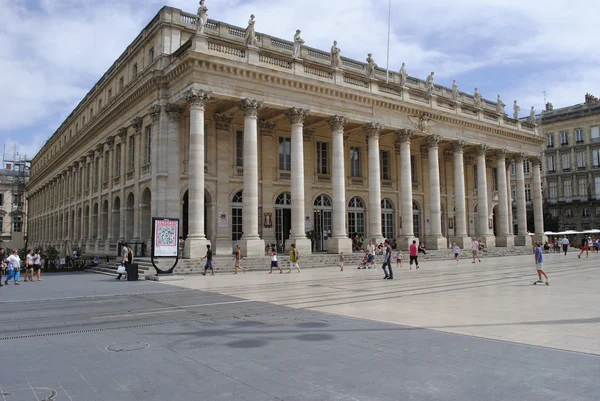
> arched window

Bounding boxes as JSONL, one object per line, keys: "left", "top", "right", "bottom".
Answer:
{"left": 313, "top": 195, "right": 333, "bottom": 252}
{"left": 348, "top": 197, "right": 365, "bottom": 237}
{"left": 413, "top": 201, "right": 421, "bottom": 240}
{"left": 348, "top": 197, "right": 364, "bottom": 209}
{"left": 232, "top": 191, "right": 243, "bottom": 241}
{"left": 381, "top": 198, "right": 394, "bottom": 240}
{"left": 276, "top": 192, "right": 292, "bottom": 206}
{"left": 314, "top": 195, "right": 332, "bottom": 208}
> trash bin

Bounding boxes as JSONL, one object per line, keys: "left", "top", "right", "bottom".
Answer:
{"left": 126, "top": 263, "right": 139, "bottom": 281}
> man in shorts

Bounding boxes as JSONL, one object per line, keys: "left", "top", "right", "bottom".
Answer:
{"left": 471, "top": 238, "right": 481, "bottom": 263}
{"left": 201, "top": 244, "right": 214, "bottom": 276}
{"left": 287, "top": 243, "right": 301, "bottom": 273}
{"left": 409, "top": 240, "right": 419, "bottom": 270}
{"left": 534, "top": 242, "right": 549, "bottom": 285}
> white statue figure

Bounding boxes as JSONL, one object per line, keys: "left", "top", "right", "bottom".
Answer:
{"left": 473, "top": 88, "right": 482, "bottom": 108}
{"left": 496, "top": 94, "right": 505, "bottom": 114}
{"left": 425, "top": 72, "right": 435, "bottom": 97}
{"left": 293, "top": 29, "right": 304, "bottom": 59}
{"left": 331, "top": 40, "right": 342, "bottom": 69}
{"left": 528, "top": 106, "right": 536, "bottom": 124}
{"left": 196, "top": 0, "right": 208, "bottom": 34}
{"left": 451, "top": 80, "right": 459, "bottom": 103}
{"left": 399, "top": 62, "right": 408, "bottom": 87}
{"left": 245, "top": 14, "right": 257, "bottom": 47}
{"left": 365, "top": 53, "right": 377, "bottom": 79}
{"left": 513, "top": 100, "right": 521, "bottom": 120}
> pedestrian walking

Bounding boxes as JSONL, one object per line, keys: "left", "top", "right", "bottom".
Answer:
{"left": 366, "top": 241, "right": 375, "bottom": 268}
{"left": 451, "top": 243, "right": 460, "bottom": 264}
{"left": 578, "top": 237, "right": 589, "bottom": 259}
{"left": 268, "top": 248, "right": 282, "bottom": 274}
{"left": 287, "top": 243, "right": 301, "bottom": 273}
{"left": 4, "top": 249, "right": 22, "bottom": 285}
{"left": 0, "top": 248, "right": 5, "bottom": 287}
{"left": 471, "top": 238, "right": 481, "bottom": 263}
{"left": 561, "top": 236, "right": 569, "bottom": 255}
{"left": 233, "top": 244, "right": 246, "bottom": 274}
{"left": 395, "top": 250, "right": 403, "bottom": 268}
{"left": 33, "top": 249, "right": 43, "bottom": 281}
{"left": 24, "top": 249, "right": 34, "bottom": 282}
{"left": 201, "top": 244, "right": 214, "bottom": 276}
{"left": 534, "top": 242, "right": 550, "bottom": 285}
{"left": 381, "top": 240, "right": 393, "bottom": 279}
{"left": 409, "top": 240, "right": 419, "bottom": 270}
{"left": 116, "top": 242, "right": 128, "bottom": 280}
{"left": 339, "top": 252, "right": 345, "bottom": 272}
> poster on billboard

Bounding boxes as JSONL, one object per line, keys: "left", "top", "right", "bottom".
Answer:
{"left": 152, "top": 218, "right": 179, "bottom": 258}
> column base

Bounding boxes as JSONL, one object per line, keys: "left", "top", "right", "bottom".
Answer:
{"left": 398, "top": 236, "right": 417, "bottom": 251}
{"left": 514, "top": 235, "right": 532, "bottom": 247}
{"left": 425, "top": 236, "right": 447, "bottom": 250}
{"left": 495, "top": 234, "right": 515, "bottom": 248}
{"left": 214, "top": 237, "right": 233, "bottom": 256}
{"left": 327, "top": 237, "right": 353, "bottom": 254}
{"left": 532, "top": 234, "right": 548, "bottom": 245}
{"left": 290, "top": 238, "right": 312, "bottom": 256}
{"left": 479, "top": 235, "right": 496, "bottom": 248}
{"left": 185, "top": 237, "right": 211, "bottom": 259}
{"left": 451, "top": 236, "right": 472, "bottom": 250}
{"left": 239, "top": 238, "right": 266, "bottom": 257}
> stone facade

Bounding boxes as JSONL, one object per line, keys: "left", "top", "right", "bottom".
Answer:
{"left": 541, "top": 97, "right": 600, "bottom": 231}
{"left": 26, "top": 5, "right": 544, "bottom": 257}
{"left": 0, "top": 166, "right": 28, "bottom": 250}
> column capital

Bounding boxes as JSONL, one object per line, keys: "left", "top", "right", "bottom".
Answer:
{"left": 148, "top": 104, "right": 162, "bottom": 122}
{"left": 396, "top": 129, "right": 413, "bottom": 143}
{"left": 79, "top": 156, "right": 87, "bottom": 164}
{"left": 215, "top": 114, "right": 233, "bottom": 131}
{"left": 531, "top": 155, "right": 542, "bottom": 166}
{"left": 420, "top": 145, "right": 429, "bottom": 157}
{"left": 95, "top": 143, "right": 105, "bottom": 153}
{"left": 107, "top": 135, "right": 115, "bottom": 150}
{"left": 72, "top": 161, "right": 80, "bottom": 169}
{"left": 303, "top": 128, "right": 315, "bottom": 142}
{"left": 239, "top": 98, "right": 263, "bottom": 118}
{"left": 364, "top": 122, "right": 384, "bottom": 139}
{"left": 165, "top": 104, "right": 184, "bottom": 121}
{"left": 394, "top": 142, "right": 401, "bottom": 155}
{"left": 343, "top": 134, "right": 350, "bottom": 147}
{"left": 184, "top": 88, "right": 212, "bottom": 108}
{"left": 426, "top": 134, "right": 442, "bottom": 149}
{"left": 131, "top": 117, "right": 143, "bottom": 134}
{"left": 515, "top": 152, "right": 526, "bottom": 163}
{"left": 443, "top": 150, "right": 453, "bottom": 162}
{"left": 464, "top": 154, "right": 474, "bottom": 165}
{"left": 452, "top": 140, "right": 466, "bottom": 153}
{"left": 495, "top": 149, "right": 507, "bottom": 160}
{"left": 476, "top": 144, "right": 488, "bottom": 156}
{"left": 117, "top": 127, "right": 128, "bottom": 141}
{"left": 259, "top": 120, "right": 277, "bottom": 136}
{"left": 327, "top": 115, "right": 348, "bottom": 132}
{"left": 285, "top": 107, "right": 309, "bottom": 125}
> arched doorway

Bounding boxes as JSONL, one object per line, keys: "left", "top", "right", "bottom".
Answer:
{"left": 413, "top": 201, "right": 421, "bottom": 241}
{"left": 70, "top": 210, "right": 75, "bottom": 239}
{"left": 441, "top": 203, "right": 446, "bottom": 239}
{"left": 348, "top": 196, "right": 365, "bottom": 238}
{"left": 313, "top": 194, "right": 332, "bottom": 252}
{"left": 83, "top": 206, "right": 89, "bottom": 241}
{"left": 76, "top": 208, "right": 82, "bottom": 241}
{"left": 381, "top": 198, "right": 395, "bottom": 241}
{"left": 181, "top": 190, "right": 208, "bottom": 241}
{"left": 141, "top": 188, "right": 152, "bottom": 244}
{"left": 92, "top": 203, "right": 99, "bottom": 241}
{"left": 473, "top": 204, "right": 479, "bottom": 236}
{"left": 492, "top": 205, "right": 498, "bottom": 236}
{"left": 275, "top": 192, "right": 292, "bottom": 251}
{"left": 126, "top": 193, "right": 135, "bottom": 241}
{"left": 232, "top": 191, "right": 243, "bottom": 250}
{"left": 113, "top": 197, "right": 121, "bottom": 241}
{"left": 102, "top": 200, "right": 109, "bottom": 243}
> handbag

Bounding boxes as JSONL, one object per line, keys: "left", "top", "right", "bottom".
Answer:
{"left": 117, "top": 264, "right": 126, "bottom": 274}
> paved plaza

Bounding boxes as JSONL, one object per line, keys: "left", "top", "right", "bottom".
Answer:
{"left": 1, "top": 254, "right": 599, "bottom": 400}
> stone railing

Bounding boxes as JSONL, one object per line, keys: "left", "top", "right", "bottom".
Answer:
{"left": 141, "top": 164, "right": 151, "bottom": 175}
{"left": 233, "top": 165, "right": 244, "bottom": 177}
{"left": 126, "top": 171, "right": 134, "bottom": 181}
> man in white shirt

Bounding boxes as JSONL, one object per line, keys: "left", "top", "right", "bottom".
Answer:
{"left": 4, "top": 249, "right": 22, "bottom": 285}
{"left": 561, "top": 236, "right": 569, "bottom": 255}
{"left": 471, "top": 238, "right": 481, "bottom": 263}
{"left": 366, "top": 241, "right": 376, "bottom": 269}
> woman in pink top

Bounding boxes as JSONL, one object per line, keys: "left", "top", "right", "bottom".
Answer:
{"left": 409, "top": 240, "right": 419, "bottom": 270}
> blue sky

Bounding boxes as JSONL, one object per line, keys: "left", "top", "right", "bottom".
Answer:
{"left": 1, "top": 0, "right": 598, "bottom": 159}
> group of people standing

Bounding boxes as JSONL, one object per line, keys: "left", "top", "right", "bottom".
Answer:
{"left": 1, "top": 248, "right": 43, "bottom": 286}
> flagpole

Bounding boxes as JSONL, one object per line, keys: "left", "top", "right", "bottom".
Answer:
{"left": 386, "top": 0, "right": 391, "bottom": 83}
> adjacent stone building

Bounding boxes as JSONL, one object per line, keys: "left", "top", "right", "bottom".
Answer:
{"left": 0, "top": 161, "right": 28, "bottom": 250}
{"left": 541, "top": 95, "right": 600, "bottom": 231}
{"left": 26, "top": 3, "right": 545, "bottom": 257}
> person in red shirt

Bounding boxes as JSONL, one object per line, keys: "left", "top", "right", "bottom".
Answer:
{"left": 409, "top": 240, "right": 420, "bottom": 270}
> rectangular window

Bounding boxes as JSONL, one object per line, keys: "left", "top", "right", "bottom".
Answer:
{"left": 119, "top": 77, "right": 124, "bottom": 91}
{"left": 235, "top": 131, "right": 244, "bottom": 167}
{"left": 546, "top": 133, "right": 554, "bottom": 148}
{"left": 145, "top": 125, "right": 152, "bottom": 164}
{"left": 525, "top": 184, "right": 531, "bottom": 202}
{"left": 578, "top": 178, "right": 587, "bottom": 196}
{"left": 549, "top": 181, "right": 558, "bottom": 199}
{"left": 13, "top": 195, "right": 22, "bottom": 207}
{"left": 108, "top": 89, "right": 112, "bottom": 100}
{"left": 473, "top": 165, "right": 478, "bottom": 188}
{"left": 593, "top": 149, "right": 600, "bottom": 167}
{"left": 98, "top": 99, "right": 102, "bottom": 109}
{"left": 582, "top": 208, "right": 589, "bottom": 217}
{"left": 232, "top": 208, "right": 242, "bottom": 241}
{"left": 316, "top": 142, "right": 329, "bottom": 175}
{"left": 132, "top": 63, "right": 138, "bottom": 77}
{"left": 115, "top": 144, "right": 121, "bottom": 176}
{"left": 204, "top": 123, "right": 208, "bottom": 165}
{"left": 350, "top": 147, "right": 361, "bottom": 177}
{"left": 129, "top": 135, "right": 135, "bottom": 172}
{"left": 561, "top": 153, "right": 571, "bottom": 171}
{"left": 410, "top": 155, "right": 417, "bottom": 182}
{"left": 523, "top": 159, "right": 530, "bottom": 174}
{"left": 563, "top": 179, "right": 572, "bottom": 197}
{"left": 510, "top": 160, "right": 516, "bottom": 176}
{"left": 0, "top": 193, "right": 3, "bottom": 206}
{"left": 148, "top": 47, "right": 154, "bottom": 63}
{"left": 94, "top": 159, "right": 99, "bottom": 189}
{"left": 75, "top": 123, "right": 79, "bottom": 132}
{"left": 596, "top": 207, "right": 600, "bottom": 215}
{"left": 492, "top": 167, "right": 498, "bottom": 191}
{"left": 104, "top": 151, "right": 109, "bottom": 182}
{"left": 380, "top": 150, "right": 390, "bottom": 180}
{"left": 90, "top": 108, "right": 94, "bottom": 118}
{"left": 82, "top": 116, "right": 85, "bottom": 125}
{"left": 565, "top": 208, "right": 573, "bottom": 218}
{"left": 278, "top": 137, "right": 291, "bottom": 171}
{"left": 511, "top": 185, "right": 516, "bottom": 202}
{"left": 592, "top": 126, "right": 600, "bottom": 143}
{"left": 560, "top": 131, "right": 569, "bottom": 146}
{"left": 12, "top": 215, "right": 22, "bottom": 233}
{"left": 547, "top": 155, "right": 556, "bottom": 172}
{"left": 576, "top": 128, "right": 584, "bottom": 143}
{"left": 595, "top": 177, "right": 600, "bottom": 197}
{"left": 577, "top": 151, "right": 585, "bottom": 169}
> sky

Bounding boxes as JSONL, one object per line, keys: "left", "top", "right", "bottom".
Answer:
{"left": 1, "top": 0, "right": 598, "bottom": 160}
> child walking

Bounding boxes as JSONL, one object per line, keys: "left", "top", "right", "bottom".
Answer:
{"left": 534, "top": 242, "right": 550, "bottom": 285}
{"left": 339, "top": 252, "right": 345, "bottom": 271}
{"left": 268, "top": 249, "right": 282, "bottom": 274}
{"left": 395, "top": 251, "right": 403, "bottom": 268}
{"left": 451, "top": 243, "right": 460, "bottom": 264}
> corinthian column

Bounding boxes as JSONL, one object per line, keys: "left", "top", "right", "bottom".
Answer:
{"left": 426, "top": 135, "right": 446, "bottom": 249}
{"left": 238, "top": 98, "right": 265, "bottom": 256}
{"left": 514, "top": 154, "right": 532, "bottom": 246}
{"left": 327, "top": 116, "right": 352, "bottom": 254}
{"left": 506, "top": 161, "right": 514, "bottom": 235}
{"left": 495, "top": 150, "right": 514, "bottom": 247}
{"left": 364, "top": 123, "right": 385, "bottom": 245}
{"left": 287, "top": 107, "right": 312, "bottom": 255}
{"left": 476, "top": 145, "right": 495, "bottom": 247}
{"left": 183, "top": 88, "right": 212, "bottom": 258}
{"left": 397, "top": 130, "right": 414, "bottom": 250}
{"left": 532, "top": 157, "right": 546, "bottom": 244}
{"left": 165, "top": 104, "right": 184, "bottom": 219}
{"left": 451, "top": 141, "right": 470, "bottom": 249}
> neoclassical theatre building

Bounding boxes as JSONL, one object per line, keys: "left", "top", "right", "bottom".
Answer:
{"left": 27, "top": 3, "right": 545, "bottom": 257}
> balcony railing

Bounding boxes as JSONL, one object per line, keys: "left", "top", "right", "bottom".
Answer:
{"left": 278, "top": 171, "right": 291, "bottom": 181}
{"left": 126, "top": 171, "right": 134, "bottom": 181}
{"left": 592, "top": 137, "right": 600, "bottom": 143}
{"left": 561, "top": 142, "right": 569, "bottom": 147}
{"left": 141, "top": 164, "right": 151, "bottom": 175}
{"left": 317, "top": 175, "right": 331, "bottom": 183}
{"left": 233, "top": 165, "right": 244, "bottom": 177}
{"left": 351, "top": 177, "right": 364, "bottom": 186}
{"left": 102, "top": 181, "right": 108, "bottom": 190}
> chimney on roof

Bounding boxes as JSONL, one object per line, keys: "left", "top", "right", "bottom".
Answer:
{"left": 6, "top": 163, "right": 11, "bottom": 170}
{"left": 545, "top": 102, "right": 553, "bottom": 112}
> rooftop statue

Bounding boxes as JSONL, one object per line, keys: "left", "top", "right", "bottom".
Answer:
{"left": 196, "top": 0, "right": 208, "bottom": 34}
{"left": 245, "top": 14, "right": 257, "bottom": 47}
{"left": 425, "top": 72, "right": 435, "bottom": 97}
{"left": 331, "top": 41, "right": 342, "bottom": 69}
{"left": 365, "top": 53, "right": 377, "bottom": 79}
{"left": 513, "top": 100, "right": 521, "bottom": 120}
{"left": 399, "top": 62, "right": 407, "bottom": 87}
{"left": 496, "top": 94, "right": 505, "bottom": 114}
{"left": 451, "top": 80, "right": 459, "bottom": 103}
{"left": 293, "top": 29, "right": 304, "bottom": 59}
{"left": 528, "top": 106, "right": 536, "bottom": 125}
{"left": 473, "top": 88, "right": 482, "bottom": 109}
